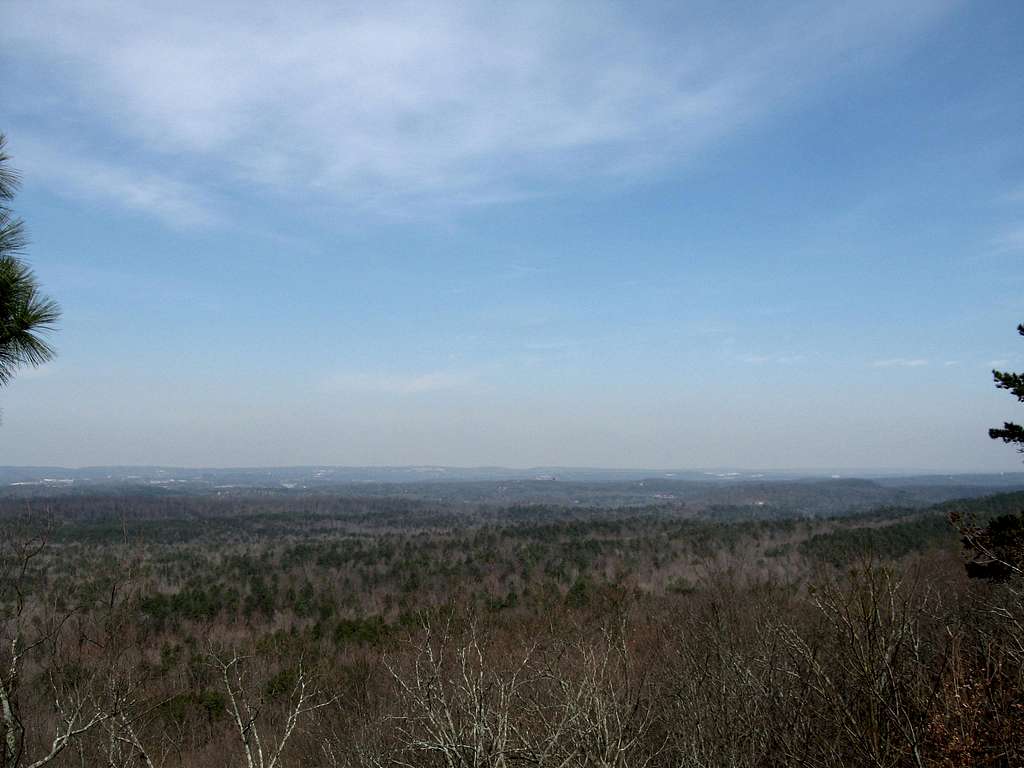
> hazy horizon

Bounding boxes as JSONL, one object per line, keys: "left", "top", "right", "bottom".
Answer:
{"left": 3, "top": 462, "right": 1023, "bottom": 477}
{"left": 2, "top": 0, "right": 1023, "bottom": 470}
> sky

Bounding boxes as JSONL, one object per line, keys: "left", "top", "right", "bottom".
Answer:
{"left": 1, "top": 0, "right": 1023, "bottom": 471}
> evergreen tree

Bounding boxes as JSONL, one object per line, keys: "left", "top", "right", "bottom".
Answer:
{"left": 989, "top": 324, "right": 1024, "bottom": 452}
{"left": 0, "top": 133, "right": 60, "bottom": 386}
{"left": 956, "top": 323, "right": 1024, "bottom": 578}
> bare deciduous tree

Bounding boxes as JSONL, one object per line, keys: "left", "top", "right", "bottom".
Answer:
{"left": 0, "top": 523, "right": 108, "bottom": 768}
{"left": 384, "top": 615, "right": 537, "bottom": 768}
{"left": 210, "top": 650, "right": 335, "bottom": 768}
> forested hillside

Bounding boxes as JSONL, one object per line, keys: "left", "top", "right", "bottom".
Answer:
{"left": 1, "top": 491, "right": 1022, "bottom": 766}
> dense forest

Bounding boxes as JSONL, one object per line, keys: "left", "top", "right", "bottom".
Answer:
{"left": 1, "top": 490, "right": 1023, "bottom": 767}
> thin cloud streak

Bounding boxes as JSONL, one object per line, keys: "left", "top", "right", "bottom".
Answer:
{"left": 738, "top": 353, "right": 806, "bottom": 365}
{"left": 871, "top": 358, "right": 929, "bottom": 368}
{"left": 319, "top": 370, "right": 478, "bottom": 396}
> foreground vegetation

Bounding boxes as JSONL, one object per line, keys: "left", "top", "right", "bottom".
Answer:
{"left": 1, "top": 492, "right": 1022, "bottom": 767}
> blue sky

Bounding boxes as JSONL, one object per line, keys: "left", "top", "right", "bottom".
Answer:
{"left": 1, "top": 0, "right": 1022, "bottom": 470}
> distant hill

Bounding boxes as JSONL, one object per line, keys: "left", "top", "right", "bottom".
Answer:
{"left": 3, "top": 465, "right": 1024, "bottom": 516}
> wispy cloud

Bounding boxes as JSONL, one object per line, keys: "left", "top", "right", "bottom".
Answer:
{"left": 16, "top": 138, "right": 217, "bottom": 229}
{"left": 2, "top": 0, "right": 958, "bottom": 220}
{"left": 320, "top": 370, "right": 477, "bottom": 395}
{"left": 1007, "top": 186, "right": 1024, "bottom": 203}
{"left": 8, "top": 362, "right": 61, "bottom": 381}
{"left": 738, "top": 353, "right": 806, "bottom": 365}
{"left": 871, "top": 358, "right": 929, "bottom": 368}
{"left": 992, "top": 225, "right": 1024, "bottom": 253}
